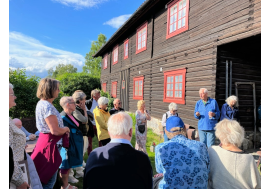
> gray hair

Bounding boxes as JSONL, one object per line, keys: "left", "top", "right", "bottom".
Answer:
{"left": 199, "top": 88, "right": 208, "bottom": 94}
{"left": 91, "top": 89, "right": 100, "bottom": 98}
{"left": 225, "top": 95, "right": 239, "bottom": 107}
{"left": 60, "top": 96, "right": 74, "bottom": 108}
{"left": 9, "top": 83, "right": 14, "bottom": 89}
{"left": 108, "top": 112, "right": 133, "bottom": 136}
{"left": 168, "top": 102, "right": 178, "bottom": 111}
{"left": 215, "top": 119, "right": 244, "bottom": 147}
{"left": 98, "top": 96, "right": 109, "bottom": 106}
{"left": 72, "top": 91, "right": 86, "bottom": 104}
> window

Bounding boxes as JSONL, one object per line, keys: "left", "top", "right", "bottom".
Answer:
{"left": 111, "top": 81, "right": 117, "bottom": 98}
{"left": 102, "top": 83, "right": 107, "bottom": 92}
{"left": 112, "top": 46, "right": 118, "bottom": 65}
{"left": 163, "top": 68, "right": 186, "bottom": 104}
{"left": 136, "top": 22, "right": 147, "bottom": 54}
{"left": 103, "top": 54, "right": 108, "bottom": 69}
{"left": 166, "top": 0, "right": 189, "bottom": 39}
{"left": 124, "top": 39, "right": 129, "bottom": 59}
{"left": 133, "top": 76, "right": 144, "bottom": 100}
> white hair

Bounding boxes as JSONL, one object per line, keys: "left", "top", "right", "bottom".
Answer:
{"left": 168, "top": 102, "right": 178, "bottom": 111}
{"left": 215, "top": 119, "right": 244, "bottom": 147}
{"left": 199, "top": 88, "right": 208, "bottom": 94}
{"left": 98, "top": 96, "right": 109, "bottom": 106}
{"left": 9, "top": 83, "right": 14, "bottom": 89}
{"left": 225, "top": 95, "right": 239, "bottom": 107}
{"left": 108, "top": 112, "right": 133, "bottom": 136}
{"left": 72, "top": 91, "right": 86, "bottom": 104}
{"left": 60, "top": 96, "right": 74, "bottom": 108}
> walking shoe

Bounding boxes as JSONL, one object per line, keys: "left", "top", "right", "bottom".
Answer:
{"left": 74, "top": 171, "right": 84, "bottom": 178}
{"left": 68, "top": 175, "right": 79, "bottom": 183}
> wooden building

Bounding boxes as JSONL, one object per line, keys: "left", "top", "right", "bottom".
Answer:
{"left": 94, "top": 0, "right": 261, "bottom": 131}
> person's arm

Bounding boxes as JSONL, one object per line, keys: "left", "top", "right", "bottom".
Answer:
{"left": 194, "top": 102, "right": 200, "bottom": 119}
{"left": 155, "top": 145, "right": 164, "bottom": 174}
{"left": 214, "top": 100, "right": 221, "bottom": 120}
{"left": 73, "top": 109, "right": 88, "bottom": 124}
{"left": 45, "top": 115, "right": 70, "bottom": 135}
{"left": 94, "top": 111, "right": 108, "bottom": 130}
{"left": 220, "top": 104, "right": 230, "bottom": 120}
{"left": 21, "top": 126, "right": 31, "bottom": 137}
{"left": 145, "top": 110, "right": 151, "bottom": 121}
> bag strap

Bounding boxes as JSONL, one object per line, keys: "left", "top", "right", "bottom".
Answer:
{"left": 62, "top": 116, "right": 78, "bottom": 129}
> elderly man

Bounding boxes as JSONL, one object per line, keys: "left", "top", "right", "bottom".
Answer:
{"left": 194, "top": 88, "right": 220, "bottom": 147}
{"left": 83, "top": 112, "right": 153, "bottom": 189}
{"left": 85, "top": 89, "right": 102, "bottom": 155}
{"left": 13, "top": 118, "right": 36, "bottom": 141}
{"left": 109, "top": 98, "right": 124, "bottom": 115}
{"left": 160, "top": 102, "right": 179, "bottom": 142}
{"left": 154, "top": 116, "right": 210, "bottom": 189}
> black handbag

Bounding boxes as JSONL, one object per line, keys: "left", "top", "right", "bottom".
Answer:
{"left": 87, "top": 117, "right": 95, "bottom": 138}
{"left": 138, "top": 125, "right": 145, "bottom": 134}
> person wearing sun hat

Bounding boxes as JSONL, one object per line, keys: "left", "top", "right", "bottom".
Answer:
{"left": 153, "top": 116, "right": 210, "bottom": 189}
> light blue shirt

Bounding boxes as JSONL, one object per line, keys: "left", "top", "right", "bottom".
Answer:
{"left": 110, "top": 138, "right": 132, "bottom": 147}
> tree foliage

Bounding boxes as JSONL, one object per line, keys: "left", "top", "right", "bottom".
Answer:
{"left": 47, "top": 63, "right": 77, "bottom": 79}
{"left": 9, "top": 69, "right": 40, "bottom": 119}
{"left": 83, "top": 34, "right": 107, "bottom": 77}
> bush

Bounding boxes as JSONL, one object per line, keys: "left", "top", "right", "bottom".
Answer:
{"left": 9, "top": 69, "right": 40, "bottom": 119}
{"left": 100, "top": 89, "right": 114, "bottom": 111}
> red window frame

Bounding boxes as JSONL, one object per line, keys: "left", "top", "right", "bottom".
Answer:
{"left": 103, "top": 54, "right": 108, "bottom": 69}
{"left": 112, "top": 45, "right": 118, "bottom": 65}
{"left": 166, "top": 0, "right": 189, "bottom": 39}
{"left": 124, "top": 39, "right": 129, "bottom": 59}
{"left": 136, "top": 22, "right": 147, "bottom": 54}
{"left": 133, "top": 76, "right": 144, "bottom": 100}
{"left": 163, "top": 68, "right": 186, "bottom": 104}
{"left": 111, "top": 81, "right": 117, "bottom": 98}
{"left": 102, "top": 83, "right": 107, "bottom": 92}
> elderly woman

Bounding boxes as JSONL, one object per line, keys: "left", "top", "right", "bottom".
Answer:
{"left": 135, "top": 100, "right": 151, "bottom": 154}
{"left": 160, "top": 102, "right": 178, "bottom": 142}
{"left": 31, "top": 78, "right": 70, "bottom": 189}
{"left": 208, "top": 119, "right": 261, "bottom": 189}
{"left": 154, "top": 116, "right": 210, "bottom": 189}
{"left": 220, "top": 95, "right": 239, "bottom": 121}
{"left": 93, "top": 96, "right": 111, "bottom": 146}
{"left": 71, "top": 91, "right": 88, "bottom": 178}
{"left": 59, "top": 96, "right": 83, "bottom": 189}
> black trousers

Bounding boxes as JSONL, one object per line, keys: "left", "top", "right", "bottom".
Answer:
{"left": 100, "top": 138, "right": 111, "bottom": 146}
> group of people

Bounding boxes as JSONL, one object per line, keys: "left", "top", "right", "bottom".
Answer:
{"left": 9, "top": 77, "right": 261, "bottom": 189}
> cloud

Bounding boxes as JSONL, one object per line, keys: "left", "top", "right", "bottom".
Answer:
{"left": 52, "top": 0, "right": 107, "bottom": 9}
{"left": 103, "top": 14, "right": 132, "bottom": 29}
{"left": 9, "top": 31, "right": 84, "bottom": 78}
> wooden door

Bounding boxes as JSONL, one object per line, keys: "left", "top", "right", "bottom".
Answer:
{"left": 120, "top": 69, "right": 130, "bottom": 111}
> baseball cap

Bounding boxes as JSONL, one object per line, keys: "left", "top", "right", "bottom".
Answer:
{"left": 166, "top": 116, "right": 185, "bottom": 133}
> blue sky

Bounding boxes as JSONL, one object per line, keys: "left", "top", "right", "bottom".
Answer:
{"left": 9, "top": 0, "right": 145, "bottom": 78}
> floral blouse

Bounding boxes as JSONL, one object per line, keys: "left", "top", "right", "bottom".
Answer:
{"left": 155, "top": 134, "right": 210, "bottom": 189}
{"left": 9, "top": 117, "right": 26, "bottom": 186}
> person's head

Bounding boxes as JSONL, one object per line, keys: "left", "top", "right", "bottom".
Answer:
{"left": 168, "top": 102, "right": 178, "bottom": 115}
{"left": 36, "top": 78, "right": 60, "bottom": 100}
{"left": 165, "top": 116, "right": 186, "bottom": 139}
{"left": 60, "top": 96, "right": 76, "bottom": 112}
{"left": 72, "top": 91, "right": 86, "bottom": 105}
{"left": 199, "top": 88, "right": 208, "bottom": 101}
{"left": 12, "top": 118, "right": 22, "bottom": 129}
{"left": 9, "top": 83, "right": 17, "bottom": 109}
{"left": 215, "top": 119, "right": 244, "bottom": 147}
{"left": 137, "top": 100, "right": 145, "bottom": 111}
{"left": 113, "top": 98, "right": 122, "bottom": 110}
{"left": 97, "top": 97, "right": 109, "bottom": 110}
{"left": 91, "top": 89, "right": 100, "bottom": 101}
{"left": 225, "top": 95, "right": 239, "bottom": 107}
{"left": 108, "top": 112, "right": 133, "bottom": 141}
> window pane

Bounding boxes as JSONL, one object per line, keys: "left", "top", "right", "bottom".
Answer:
{"left": 179, "top": 75, "right": 183, "bottom": 82}
{"left": 173, "top": 22, "right": 176, "bottom": 31}
{"left": 175, "top": 91, "right": 178, "bottom": 97}
{"left": 135, "top": 81, "right": 138, "bottom": 86}
{"left": 138, "top": 31, "right": 142, "bottom": 37}
{"left": 167, "top": 76, "right": 170, "bottom": 83}
{"left": 173, "top": 14, "right": 177, "bottom": 23}
{"left": 183, "top": 0, "right": 186, "bottom": 7}
{"left": 170, "top": 84, "right": 173, "bottom": 90}
{"left": 139, "top": 81, "right": 142, "bottom": 85}
{"left": 170, "top": 6, "right": 174, "bottom": 16}
{"left": 139, "top": 91, "right": 142, "bottom": 96}
{"left": 170, "top": 15, "right": 173, "bottom": 24}
{"left": 142, "top": 34, "right": 146, "bottom": 41}
{"left": 178, "top": 20, "right": 182, "bottom": 29}
{"left": 176, "top": 76, "right": 179, "bottom": 82}
{"left": 171, "top": 76, "right": 174, "bottom": 83}
{"left": 143, "top": 28, "right": 146, "bottom": 34}
{"left": 179, "top": 1, "right": 183, "bottom": 9}
{"left": 175, "top": 83, "right": 178, "bottom": 90}
{"left": 167, "top": 84, "right": 170, "bottom": 90}
{"left": 179, "top": 91, "right": 182, "bottom": 98}
{"left": 138, "top": 37, "right": 141, "bottom": 43}
{"left": 170, "top": 24, "right": 173, "bottom": 33}
{"left": 142, "top": 41, "right": 145, "bottom": 48}
{"left": 170, "top": 91, "right": 173, "bottom": 97}
{"left": 139, "top": 86, "right": 142, "bottom": 91}
{"left": 179, "top": 10, "right": 182, "bottom": 19}
{"left": 183, "top": 8, "right": 186, "bottom": 17}
{"left": 135, "top": 90, "right": 138, "bottom": 96}
{"left": 179, "top": 83, "right": 182, "bottom": 90}
{"left": 182, "top": 18, "right": 185, "bottom": 27}
{"left": 138, "top": 43, "right": 141, "bottom": 50}
{"left": 167, "top": 91, "right": 170, "bottom": 97}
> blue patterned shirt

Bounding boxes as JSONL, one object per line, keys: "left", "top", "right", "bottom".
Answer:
{"left": 155, "top": 135, "right": 210, "bottom": 189}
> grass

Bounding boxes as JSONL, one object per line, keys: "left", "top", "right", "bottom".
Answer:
{"left": 71, "top": 112, "right": 162, "bottom": 189}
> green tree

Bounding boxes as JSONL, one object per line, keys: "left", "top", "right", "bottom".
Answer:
{"left": 47, "top": 63, "right": 77, "bottom": 78}
{"left": 9, "top": 68, "right": 40, "bottom": 119}
{"left": 83, "top": 33, "right": 107, "bottom": 77}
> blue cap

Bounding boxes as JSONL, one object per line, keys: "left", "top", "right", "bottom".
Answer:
{"left": 166, "top": 116, "right": 184, "bottom": 133}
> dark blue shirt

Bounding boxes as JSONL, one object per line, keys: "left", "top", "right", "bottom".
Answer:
{"left": 220, "top": 103, "right": 239, "bottom": 121}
